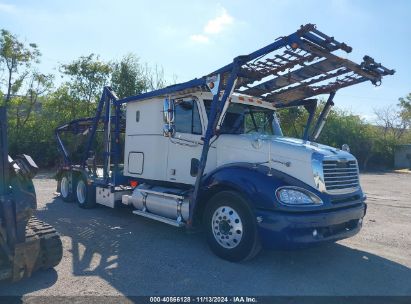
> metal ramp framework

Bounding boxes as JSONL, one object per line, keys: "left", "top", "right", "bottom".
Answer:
{"left": 117, "top": 24, "right": 394, "bottom": 108}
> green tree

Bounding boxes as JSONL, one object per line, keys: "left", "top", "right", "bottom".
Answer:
{"left": 374, "top": 104, "right": 408, "bottom": 165}
{"left": 143, "top": 63, "right": 166, "bottom": 92}
{"left": 60, "top": 54, "right": 111, "bottom": 115}
{"left": 45, "top": 84, "right": 85, "bottom": 122}
{"left": 398, "top": 92, "right": 411, "bottom": 129}
{"left": 277, "top": 106, "right": 308, "bottom": 137}
{"left": 111, "top": 54, "right": 168, "bottom": 98}
{"left": 111, "top": 54, "right": 147, "bottom": 99}
{"left": 319, "top": 110, "right": 377, "bottom": 169}
{"left": 278, "top": 102, "right": 380, "bottom": 169}
{"left": 11, "top": 72, "right": 54, "bottom": 140}
{"left": 0, "top": 29, "right": 40, "bottom": 105}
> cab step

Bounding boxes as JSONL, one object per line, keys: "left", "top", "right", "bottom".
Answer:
{"left": 132, "top": 210, "right": 185, "bottom": 227}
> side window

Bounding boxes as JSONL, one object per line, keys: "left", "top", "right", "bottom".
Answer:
{"left": 204, "top": 99, "right": 212, "bottom": 117}
{"left": 175, "top": 100, "right": 202, "bottom": 135}
{"left": 192, "top": 101, "right": 202, "bottom": 134}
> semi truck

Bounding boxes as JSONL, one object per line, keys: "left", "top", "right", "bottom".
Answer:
{"left": 55, "top": 24, "right": 394, "bottom": 261}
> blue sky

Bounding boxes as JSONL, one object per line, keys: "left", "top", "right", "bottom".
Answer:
{"left": 0, "top": 0, "right": 410, "bottom": 120}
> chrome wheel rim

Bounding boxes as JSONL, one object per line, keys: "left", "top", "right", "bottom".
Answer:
{"left": 61, "top": 176, "right": 69, "bottom": 198}
{"left": 211, "top": 206, "right": 243, "bottom": 249}
{"left": 76, "top": 180, "right": 86, "bottom": 204}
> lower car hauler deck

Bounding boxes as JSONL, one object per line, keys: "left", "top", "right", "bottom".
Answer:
{"left": 55, "top": 24, "right": 394, "bottom": 261}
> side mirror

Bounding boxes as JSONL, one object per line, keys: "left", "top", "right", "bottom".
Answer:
{"left": 163, "top": 98, "right": 175, "bottom": 123}
{"left": 163, "top": 98, "right": 175, "bottom": 137}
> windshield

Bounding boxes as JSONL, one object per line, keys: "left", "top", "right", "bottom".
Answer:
{"left": 205, "top": 100, "right": 283, "bottom": 136}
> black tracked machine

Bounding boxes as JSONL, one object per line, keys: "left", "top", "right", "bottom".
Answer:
{"left": 0, "top": 106, "right": 62, "bottom": 282}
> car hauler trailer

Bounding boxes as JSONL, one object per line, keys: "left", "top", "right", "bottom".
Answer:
{"left": 55, "top": 24, "right": 394, "bottom": 261}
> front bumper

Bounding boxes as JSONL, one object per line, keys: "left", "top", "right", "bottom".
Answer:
{"left": 255, "top": 203, "right": 367, "bottom": 248}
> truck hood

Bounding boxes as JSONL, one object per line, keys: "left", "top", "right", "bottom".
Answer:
{"left": 260, "top": 136, "right": 354, "bottom": 159}
{"left": 215, "top": 134, "right": 354, "bottom": 161}
{"left": 214, "top": 134, "right": 356, "bottom": 189}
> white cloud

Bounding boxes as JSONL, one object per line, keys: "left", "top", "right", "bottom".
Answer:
{"left": 190, "top": 6, "right": 234, "bottom": 43}
{"left": 204, "top": 8, "right": 234, "bottom": 34}
{"left": 0, "top": 3, "right": 16, "bottom": 13}
{"left": 190, "top": 34, "right": 210, "bottom": 43}
{"left": 360, "top": 113, "right": 378, "bottom": 123}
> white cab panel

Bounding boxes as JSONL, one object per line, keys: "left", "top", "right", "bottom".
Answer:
{"left": 166, "top": 134, "right": 217, "bottom": 184}
{"left": 124, "top": 98, "right": 168, "bottom": 181}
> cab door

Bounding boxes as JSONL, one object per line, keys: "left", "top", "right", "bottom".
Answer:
{"left": 166, "top": 98, "right": 206, "bottom": 184}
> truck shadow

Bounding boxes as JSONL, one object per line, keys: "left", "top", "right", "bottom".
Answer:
{"left": 2, "top": 196, "right": 411, "bottom": 297}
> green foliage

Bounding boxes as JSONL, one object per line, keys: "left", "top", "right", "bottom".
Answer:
{"left": 398, "top": 93, "right": 411, "bottom": 128}
{"left": 0, "top": 29, "right": 41, "bottom": 104}
{"left": 278, "top": 107, "right": 308, "bottom": 138}
{"left": 111, "top": 54, "right": 148, "bottom": 98}
{"left": 60, "top": 53, "right": 112, "bottom": 115}
{"left": 278, "top": 100, "right": 411, "bottom": 170}
{"left": 319, "top": 110, "right": 377, "bottom": 169}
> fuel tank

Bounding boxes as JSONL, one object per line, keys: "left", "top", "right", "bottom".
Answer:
{"left": 123, "top": 184, "right": 190, "bottom": 221}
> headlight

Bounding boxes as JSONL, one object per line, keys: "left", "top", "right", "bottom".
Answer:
{"left": 276, "top": 186, "right": 323, "bottom": 206}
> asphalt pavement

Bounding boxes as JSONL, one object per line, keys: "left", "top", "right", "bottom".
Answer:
{"left": 0, "top": 172, "right": 410, "bottom": 298}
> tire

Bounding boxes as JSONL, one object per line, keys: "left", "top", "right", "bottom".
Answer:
{"left": 74, "top": 176, "right": 95, "bottom": 209}
{"left": 204, "top": 191, "right": 261, "bottom": 262}
{"left": 59, "top": 172, "right": 73, "bottom": 202}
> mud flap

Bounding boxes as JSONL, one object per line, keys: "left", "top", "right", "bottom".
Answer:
{"left": 87, "top": 183, "right": 96, "bottom": 206}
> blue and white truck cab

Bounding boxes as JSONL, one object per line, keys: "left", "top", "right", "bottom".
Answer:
{"left": 55, "top": 24, "right": 394, "bottom": 261}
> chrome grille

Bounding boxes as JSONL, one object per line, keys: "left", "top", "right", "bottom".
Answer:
{"left": 323, "top": 160, "right": 359, "bottom": 192}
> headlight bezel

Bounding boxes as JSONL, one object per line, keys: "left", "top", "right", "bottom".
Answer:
{"left": 275, "top": 186, "right": 323, "bottom": 207}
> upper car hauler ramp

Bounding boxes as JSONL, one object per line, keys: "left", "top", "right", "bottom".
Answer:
{"left": 116, "top": 23, "right": 394, "bottom": 107}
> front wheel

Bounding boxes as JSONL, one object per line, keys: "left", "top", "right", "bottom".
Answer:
{"left": 204, "top": 191, "right": 261, "bottom": 262}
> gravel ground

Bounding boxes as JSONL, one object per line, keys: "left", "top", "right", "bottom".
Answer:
{"left": 0, "top": 172, "right": 410, "bottom": 298}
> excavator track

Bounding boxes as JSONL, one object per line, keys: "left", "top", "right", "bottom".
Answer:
{"left": 25, "top": 217, "right": 63, "bottom": 272}
{"left": 0, "top": 217, "right": 63, "bottom": 282}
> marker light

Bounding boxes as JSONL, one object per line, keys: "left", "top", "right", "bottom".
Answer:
{"left": 130, "top": 180, "right": 138, "bottom": 188}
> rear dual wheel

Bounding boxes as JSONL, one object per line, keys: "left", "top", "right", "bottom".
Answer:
{"left": 74, "top": 177, "right": 95, "bottom": 209}
{"left": 58, "top": 172, "right": 95, "bottom": 208}
{"left": 75, "top": 178, "right": 87, "bottom": 206}
{"left": 59, "top": 172, "right": 72, "bottom": 202}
